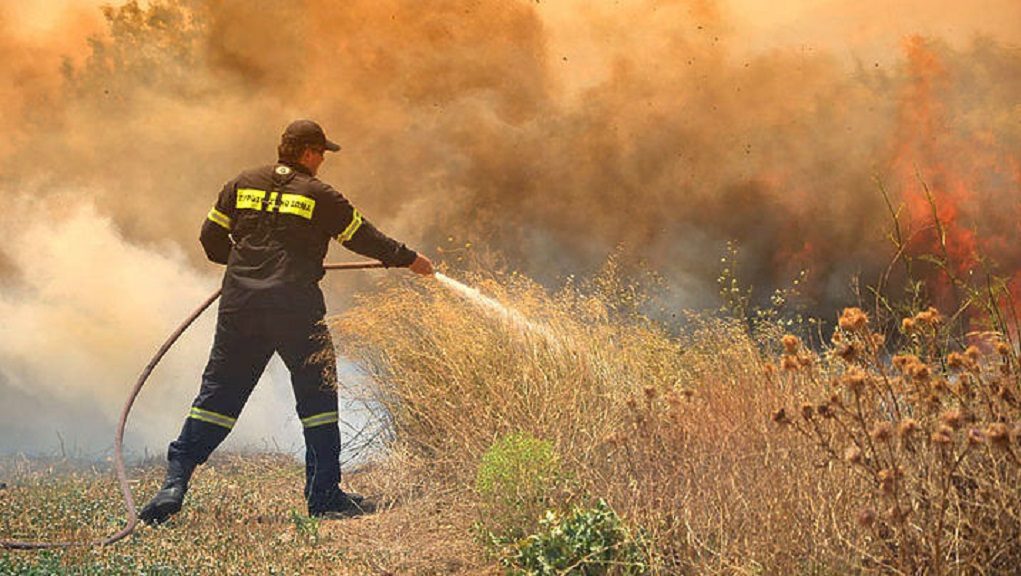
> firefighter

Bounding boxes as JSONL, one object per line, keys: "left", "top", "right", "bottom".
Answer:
{"left": 139, "top": 119, "right": 434, "bottom": 525}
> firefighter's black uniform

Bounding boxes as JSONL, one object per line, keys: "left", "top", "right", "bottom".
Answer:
{"left": 145, "top": 157, "right": 416, "bottom": 522}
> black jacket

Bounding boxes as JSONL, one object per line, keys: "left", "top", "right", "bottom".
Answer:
{"left": 200, "top": 161, "right": 417, "bottom": 315}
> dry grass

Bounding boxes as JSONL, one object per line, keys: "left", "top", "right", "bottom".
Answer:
{"left": 3, "top": 268, "right": 1019, "bottom": 574}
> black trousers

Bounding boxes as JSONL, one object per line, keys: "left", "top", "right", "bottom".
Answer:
{"left": 167, "top": 309, "right": 343, "bottom": 498}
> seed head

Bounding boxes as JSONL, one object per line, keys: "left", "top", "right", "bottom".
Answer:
{"left": 843, "top": 368, "right": 867, "bottom": 394}
{"left": 909, "top": 363, "right": 931, "bottom": 382}
{"left": 986, "top": 423, "right": 1009, "bottom": 448}
{"left": 838, "top": 307, "right": 869, "bottom": 331}
{"left": 996, "top": 341, "right": 1011, "bottom": 356}
{"left": 878, "top": 468, "right": 897, "bottom": 494}
{"left": 844, "top": 445, "right": 862, "bottom": 464}
{"left": 931, "top": 426, "right": 953, "bottom": 445}
{"left": 901, "top": 317, "right": 917, "bottom": 333}
{"left": 781, "top": 355, "right": 800, "bottom": 371}
{"left": 915, "top": 307, "right": 942, "bottom": 326}
{"left": 771, "top": 408, "right": 789, "bottom": 425}
{"left": 800, "top": 403, "right": 814, "bottom": 420}
{"left": 947, "top": 352, "right": 965, "bottom": 370}
{"left": 898, "top": 418, "right": 919, "bottom": 439}
{"left": 781, "top": 334, "right": 800, "bottom": 354}
{"left": 965, "top": 345, "right": 981, "bottom": 361}
{"left": 941, "top": 409, "right": 963, "bottom": 430}
{"left": 870, "top": 422, "right": 894, "bottom": 443}
{"left": 857, "top": 507, "right": 877, "bottom": 528}
{"left": 967, "top": 428, "right": 985, "bottom": 446}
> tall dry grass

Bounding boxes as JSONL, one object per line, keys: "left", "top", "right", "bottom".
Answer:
{"left": 330, "top": 268, "right": 862, "bottom": 573}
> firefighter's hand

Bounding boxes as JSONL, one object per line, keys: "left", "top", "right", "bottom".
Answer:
{"left": 409, "top": 254, "right": 435, "bottom": 276}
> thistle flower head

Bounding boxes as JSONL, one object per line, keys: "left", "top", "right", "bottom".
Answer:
{"left": 941, "top": 409, "right": 963, "bottom": 430}
{"left": 800, "top": 403, "right": 814, "bottom": 420}
{"left": 781, "top": 334, "right": 800, "bottom": 354}
{"left": 931, "top": 427, "right": 953, "bottom": 445}
{"left": 843, "top": 368, "right": 867, "bottom": 394}
{"left": 838, "top": 307, "right": 869, "bottom": 331}
{"left": 967, "top": 428, "right": 985, "bottom": 446}
{"left": 996, "top": 341, "right": 1011, "bottom": 356}
{"left": 844, "top": 445, "right": 862, "bottom": 464}
{"left": 771, "top": 408, "right": 789, "bottom": 425}
{"left": 915, "top": 306, "right": 942, "bottom": 326}
{"left": 898, "top": 418, "right": 919, "bottom": 439}
{"left": 870, "top": 422, "right": 894, "bottom": 443}
{"left": 986, "top": 423, "right": 1009, "bottom": 448}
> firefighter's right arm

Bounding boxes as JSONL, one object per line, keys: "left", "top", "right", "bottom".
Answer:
{"left": 199, "top": 181, "right": 237, "bottom": 265}
{"left": 317, "top": 183, "right": 426, "bottom": 270}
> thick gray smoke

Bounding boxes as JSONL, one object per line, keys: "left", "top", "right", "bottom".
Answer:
{"left": 0, "top": 0, "right": 1018, "bottom": 454}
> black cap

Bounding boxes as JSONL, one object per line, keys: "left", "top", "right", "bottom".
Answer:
{"left": 281, "top": 119, "right": 340, "bottom": 152}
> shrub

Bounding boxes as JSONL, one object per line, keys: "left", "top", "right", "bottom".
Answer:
{"left": 501, "top": 499, "right": 648, "bottom": 575}
{"left": 772, "top": 307, "right": 1021, "bottom": 573}
{"left": 476, "top": 432, "right": 559, "bottom": 538}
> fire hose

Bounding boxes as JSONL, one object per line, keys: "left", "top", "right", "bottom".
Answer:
{"left": 1, "top": 260, "right": 386, "bottom": 550}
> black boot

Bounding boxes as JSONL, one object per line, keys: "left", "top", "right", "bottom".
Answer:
{"left": 303, "top": 425, "right": 370, "bottom": 518}
{"left": 139, "top": 457, "right": 195, "bottom": 526}
{"left": 307, "top": 487, "right": 372, "bottom": 518}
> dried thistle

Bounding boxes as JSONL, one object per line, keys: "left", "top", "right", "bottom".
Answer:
{"left": 781, "top": 334, "right": 800, "bottom": 354}
{"left": 772, "top": 408, "right": 789, "bottom": 425}
{"left": 800, "top": 403, "right": 814, "bottom": 421}
{"left": 838, "top": 307, "right": 869, "bottom": 331}
{"left": 843, "top": 368, "right": 867, "bottom": 394}
{"left": 844, "top": 445, "right": 862, "bottom": 464}
{"left": 897, "top": 418, "right": 919, "bottom": 439}
{"left": 901, "top": 317, "right": 917, "bottom": 333}
{"left": 995, "top": 341, "right": 1011, "bottom": 356}
{"left": 857, "top": 507, "right": 877, "bottom": 528}
{"left": 941, "top": 409, "right": 963, "bottom": 430}
{"left": 915, "top": 306, "right": 942, "bottom": 326}
{"left": 931, "top": 426, "right": 953, "bottom": 445}
{"left": 781, "top": 355, "right": 800, "bottom": 371}
{"left": 967, "top": 428, "right": 985, "bottom": 446}
{"left": 986, "top": 423, "right": 1009, "bottom": 449}
{"left": 870, "top": 422, "right": 894, "bottom": 443}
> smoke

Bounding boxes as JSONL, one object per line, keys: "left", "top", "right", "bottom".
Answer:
{"left": 0, "top": 0, "right": 1018, "bottom": 453}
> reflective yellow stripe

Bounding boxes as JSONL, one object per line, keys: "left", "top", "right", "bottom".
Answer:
{"left": 277, "top": 193, "right": 316, "bottom": 220}
{"left": 188, "top": 407, "right": 237, "bottom": 430}
{"left": 301, "top": 411, "right": 339, "bottom": 428}
{"left": 236, "top": 188, "right": 316, "bottom": 220}
{"left": 335, "top": 210, "right": 362, "bottom": 243}
{"left": 236, "top": 188, "right": 266, "bottom": 211}
{"left": 207, "top": 207, "right": 232, "bottom": 230}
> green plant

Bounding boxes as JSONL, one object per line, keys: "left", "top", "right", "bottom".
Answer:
{"left": 476, "top": 432, "right": 559, "bottom": 539}
{"left": 290, "top": 509, "right": 321, "bottom": 546}
{"left": 501, "top": 499, "right": 648, "bottom": 575}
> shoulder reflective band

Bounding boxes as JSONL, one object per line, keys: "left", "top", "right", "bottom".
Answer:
{"left": 301, "top": 411, "right": 339, "bottom": 429}
{"left": 236, "top": 188, "right": 316, "bottom": 220}
{"left": 207, "top": 207, "right": 232, "bottom": 230}
{"left": 335, "top": 209, "right": 363, "bottom": 243}
{"left": 188, "top": 406, "right": 237, "bottom": 430}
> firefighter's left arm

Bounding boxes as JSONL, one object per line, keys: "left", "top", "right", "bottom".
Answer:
{"left": 199, "top": 180, "right": 237, "bottom": 265}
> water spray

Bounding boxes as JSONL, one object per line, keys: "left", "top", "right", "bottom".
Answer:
{"left": 434, "top": 273, "right": 559, "bottom": 348}
{"left": 0, "top": 261, "right": 384, "bottom": 551}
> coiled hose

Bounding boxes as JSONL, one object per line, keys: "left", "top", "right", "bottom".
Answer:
{"left": 1, "top": 261, "right": 385, "bottom": 550}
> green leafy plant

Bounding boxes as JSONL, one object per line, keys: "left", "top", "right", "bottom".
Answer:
{"left": 290, "top": 509, "right": 321, "bottom": 546}
{"left": 476, "top": 432, "right": 559, "bottom": 539}
{"left": 502, "top": 499, "right": 648, "bottom": 575}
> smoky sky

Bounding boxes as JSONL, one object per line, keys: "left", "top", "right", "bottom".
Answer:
{"left": 0, "top": 0, "right": 1019, "bottom": 453}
